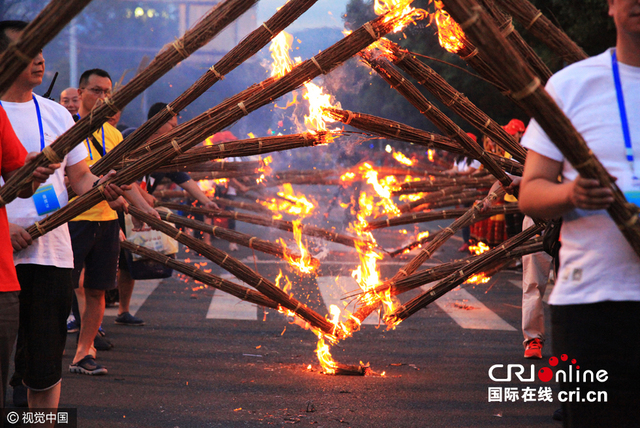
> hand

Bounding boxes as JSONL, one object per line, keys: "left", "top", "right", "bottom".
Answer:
{"left": 504, "top": 176, "right": 521, "bottom": 194}
{"left": 568, "top": 176, "right": 614, "bottom": 210}
{"left": 97, "top": 170, "right": 131, "bottom": 202}
{"left": 9, "top": 223, "right": 32, "bottom": 252}
{"left": 107, "top": 196, "right": 128, "bottom": 212}
{"left": 203, "top": 200, "right": 219, "bottom": 211}
{"left": 26, "top": 152, "right": 60, "bottom": 185}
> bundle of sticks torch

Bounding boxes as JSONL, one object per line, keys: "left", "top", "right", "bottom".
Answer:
{"left": 4, "top": 0, "right": 638, "bottom": 376}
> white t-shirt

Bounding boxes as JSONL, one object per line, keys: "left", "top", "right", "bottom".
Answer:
{"left": 454, "top": 158, "right": 481, "bottom": 173}
{"left": 522, "top": 48, "right": 640, "bottom": 305}
{"left": 2, "top": 94, "right": 88, "bottom": 268}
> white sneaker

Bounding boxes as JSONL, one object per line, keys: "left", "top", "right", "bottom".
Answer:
{"left": 229, "top": 242, "right": 239, "bottom": 251}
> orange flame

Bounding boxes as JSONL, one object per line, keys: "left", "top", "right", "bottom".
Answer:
{"left": 433, "top": 0, "right": 465, "bottom": 53}
{"left": 428, "top": 149, "right": 435, "bottom": 162}
{"left": 303, "top": 82, "right": 339, "bottom": 133}
{"left": 270, "top": 31, "right": 295, "bottom": 78}
{"left": 279, "top": 219, "right": 316, "bottom": 275}
{"left": 392, "top": 151, "right": 414, "bottom": 166}
{"left": 360, "top": 163, "right": 401, "bottom": 217}
{"left": 469, "top": 241, "right": 490, "bottom": 255}
{"left": 465, "top": 273, "right": 491, "bottom": 284}
{"left": 259, "top": 183, "right": 316, "bottom": 219}
{"left": 315, "top": 333, "right": 338, "bottom": 374}
{"left": 374, "top": 0, "right": 428, "bottom": 33}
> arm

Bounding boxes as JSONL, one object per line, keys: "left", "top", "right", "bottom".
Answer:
{"left": 519, "top": 150, "right": 614, "bottom": 219}
{"left": 179, "top": 179, "right": 218, "bottom": 210}
{"left": 123, "top": 183, "right": 160, "bottom": 220}
{"left": 65, "top": 160, "right": 128, "bottom": 210}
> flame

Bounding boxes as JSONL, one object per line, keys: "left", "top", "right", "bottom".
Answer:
{"left": 469, "top": 241, "right": 490, "bottom": 255}
{"left": 465, "top": 273, "right": 491, "bottom": 284}
{"left": 340, "top": 171, "right": 356, "bottom": 182}
{"left": 360, "top": 163, "right": 400, "bottom": 217}
{"left": 303, "top": 82, "right": 339, "bottom": 133}
{"left": 270, "top": 31, "right": 295, "bottom": 78}
{"left": 279, "top": 219, "right": 316, "bottom": 275}
{"left": 392, "top": 151, "right": 414, "bottom": 166}
{"left": 374, "top": 0, "right": 427, "bottom": 33}
{"left": 428, "top": 149, "right": 435, "bottom": 162}
{"left": 315, "top": 333, "right": 338, "bottom": 374}
{"left": 433, "top": 0, "right": 465, "bottom": 53}
{"left": 417, "top": 231, "right": 429, "bottom": 241}
{"left": 275, "top": 270, "right": 293, "bottom": 295}
{"left": 259, "top": 183, "right": 316, "bottom": 219}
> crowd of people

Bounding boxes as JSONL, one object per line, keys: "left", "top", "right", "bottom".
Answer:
{"left": 0, "top": 0, "right": 639, "bottom": 426}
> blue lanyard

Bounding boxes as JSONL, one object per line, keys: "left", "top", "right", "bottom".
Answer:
{"left": 0, "top": 94, "right": 45, "bottom": 151}
{"left": 77, "top": 113, "right": 105, "bottom": 160}
{"left": 612, "top": 49, "right": 636, "bottom": 179}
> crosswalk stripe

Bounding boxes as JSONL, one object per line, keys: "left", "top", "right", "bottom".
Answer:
{"left": 430, "top": 285, "right": 516, "bottom": 331}
{"left": 206, "top": 274, "right": 258, "bottom": 320}
{"left": 105, "top": 279, "right": 161, "bottom": 317}
{"left": 316, "top": 276, "right": 379, "bottom": 325}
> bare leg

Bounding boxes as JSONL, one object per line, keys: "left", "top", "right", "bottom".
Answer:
{"left": 73, "top": 288, "right": 105, "bottom": 364}
{"left": 28, "top": 382, "right": 61, "bottom": 426}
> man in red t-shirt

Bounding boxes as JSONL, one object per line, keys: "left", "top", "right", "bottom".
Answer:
{"left": 0, "top": 106, "right": 59, "bottom": 410}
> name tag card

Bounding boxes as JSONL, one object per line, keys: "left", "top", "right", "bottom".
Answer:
{"left": 33, "top": 184, "right": 60, "bottom": 215}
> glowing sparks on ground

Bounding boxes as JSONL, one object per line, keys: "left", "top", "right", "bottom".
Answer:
{"left": 432, "top": 0, "right": 465, "bottom": 53}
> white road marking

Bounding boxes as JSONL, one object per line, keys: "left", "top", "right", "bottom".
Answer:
{"left": 206, "top": 274, "right": 258, "bottom": 320}
{"left": 429, "top": 285, "right": 516, "bottom": 331}
{"left": 316, "top": 276, "right": 380, "bottom": 325}
{"left": 105, "top": 279, "right": 162, "bottom": 317}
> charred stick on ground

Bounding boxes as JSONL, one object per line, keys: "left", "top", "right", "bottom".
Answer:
{"left": 89, "top": 0, "right": 321, "bottom": 178}
{"left": 386, "top": 224, "right": 544, "bottom": 325}
{"left": 339, "top": 188, "right": 507, "bottom": 335}
{"left": 380, "top": 39, "right": 527, "bottom": 163}
{"left": 158, "top": 210, "right": 319, "bottom": 268}
{"left": 367, "top": 203, "right": 520, "bottom": 230}
{"left": 0, "top": 0, "right": 257, "bottom": 206}
{"left": 158, "top": 202, "right": 368, "bottom": 249}
{"left": 121, "top": 240, "right": 278, "bottom": 309}
{"left": 492, "top": 0, "right": 588, "bottom": 64}
{"left": 0, "top": 0, "right": 93, "bottom": 95}
{"left": 127, "top": 205, "right": 335, "bottom": 335}
{"left": 360, "top": 53, "right": 514, "bottom": 191}
{"left": 441, "top": 0, "right": 640, "bottom": 257}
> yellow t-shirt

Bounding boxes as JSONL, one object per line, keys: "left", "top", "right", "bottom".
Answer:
{"left": 71, "top": 122, "right": 122, "bottom": 222}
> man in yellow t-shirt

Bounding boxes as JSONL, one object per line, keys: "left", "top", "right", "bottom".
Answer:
{"left": 68, "top": 69, "right": 157, "bottom": 376}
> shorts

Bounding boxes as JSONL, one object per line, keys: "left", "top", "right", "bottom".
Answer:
{"left": 13, "top": 265, "right": 73, "bottom": 391}
{"left": 69, "top": 220, "right": 120, "bottom": 290}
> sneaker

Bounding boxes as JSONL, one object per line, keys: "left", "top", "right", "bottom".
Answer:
{"left": 67, "top": 315, "right": 79, "bottom": 333}
{"left": 12, "top": 384, "right": 28, "bottom": 407}
{"left": 115, "top": 312, "right": 145, "bottom": 326}
{"left": 458, "top": 243, "right": 470, "bottom": 252}
{"left": 94, "top": 334, "right": 113, "bottom": 351}
{"left": 229, "top": 242, "right": 239, "bottom": 251}
{"left": 98, "top": 324, "right": 106, "bottom": 337}
{"left": 69, "top": 355, "right": 107, "bottom": 375}
{"left": 524, "top": 338, "right": 543, "bottom": 359}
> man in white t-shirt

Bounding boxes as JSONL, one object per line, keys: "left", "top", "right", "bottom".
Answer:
{"left": 0, "top": 21, "right": 125, "bottom": 413}
{"left": 519, "top": 1, "right": 640, "bottom": 425}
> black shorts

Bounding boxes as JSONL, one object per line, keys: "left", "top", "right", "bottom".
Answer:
{"left": 14, "top": 265, "right": 73, "bottom": 391}
{"left": 69, "top": 220, "right": 120, "bottom": 291}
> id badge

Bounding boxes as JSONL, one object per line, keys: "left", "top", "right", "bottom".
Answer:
{"left": 624, "top": 178, "right": 640, "bottom": 206}
{"left": 32, "top": 184, "right": 60, "bottom": 215}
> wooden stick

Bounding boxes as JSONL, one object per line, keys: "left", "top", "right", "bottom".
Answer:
{"left": 386, "top": 224, "right": 543, "bottom": 325}
{"left": 380, "top": 39, "right": 526, "bottom": 163}
{"left": 121, "top": 240, "right": 278, "bottom": 309}
{"left": 127, "top": 205, "right": 335, "bottom": 335}
{"left": 493, "top": 0, "right": 588, "bottom": 64}
{"left": 88, "top": 0, "right": 322, "bottom": 178}
{"left": 360, "top": 52, "right": 514, "bottom": 191}
{"left": 0, "top": 0, "right": 93, "bottom": 95}
{"left": 158, "top": 210, "right": 319, "bottom": 268}
{"left": 366, "top": 203, "right": 520, "bottom": 230}
{"left": 441, "top": 0, "right": 640, "bottom": 257}
{"left": 154, "top": 192, "right": 272, "bottom": 215}
{"left": 158, "top": 202, "right": 368, "bottom": 249}
{"left": 0, "top": 0, "right": 258, "bottom": 207}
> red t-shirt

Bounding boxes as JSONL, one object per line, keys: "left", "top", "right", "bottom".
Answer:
{"left": 0, "top": 106, "right": 27, "bottom": 292}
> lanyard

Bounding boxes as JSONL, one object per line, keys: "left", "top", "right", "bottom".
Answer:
{"left": 0, "top": 94, "right": 45, "bottom": 151}
{"left": 77, "top": 113, "right": 105, "bottom": 160}
{"left": 612, "top": 49, "right": 636, "bottom": 179}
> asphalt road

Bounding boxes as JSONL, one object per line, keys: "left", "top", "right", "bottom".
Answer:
{"left": 6, "top": 218, "right": 560, "bottom": 428}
